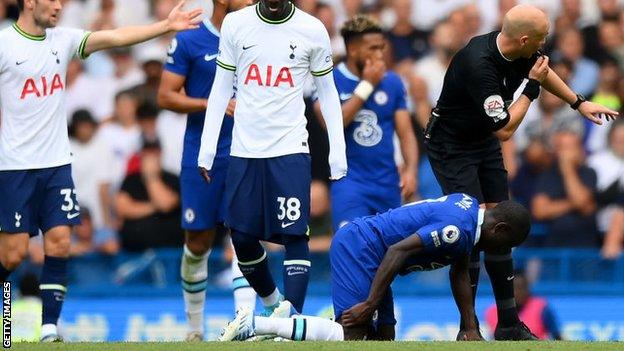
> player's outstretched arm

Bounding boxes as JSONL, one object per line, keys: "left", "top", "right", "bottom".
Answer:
{"left": 198, "top": 67, "right": 235, "bottom": 180}
{"left": 450, "top": 254, "right": 482, "bottom": 341}
{"left": 341, "top": 234, "right": 423, "bottom": 327}
{"left": 82, "top": 0, "right": 202, "bottom": 57}
{"left": 314, "top": 73, "right": 348, "bottom": 180}
{"left": 542, "top": 66, "right": 618, "bottom": 125}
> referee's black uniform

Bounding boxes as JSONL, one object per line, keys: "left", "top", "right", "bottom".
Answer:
{"left": 426, "top": 31, "right": 539, "bottom": 203}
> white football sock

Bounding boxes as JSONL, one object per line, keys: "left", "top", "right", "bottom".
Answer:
{"left": 231, "top": 252, "right": 257, "bottom": 312}
{"left": 254, "top": 316, "right": 344, "bottom": 341}
{"left": 181, "top": 245, "right": 210, "bottom": 333}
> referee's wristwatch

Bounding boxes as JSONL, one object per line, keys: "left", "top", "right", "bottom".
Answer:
{"left": 570, "top": 93, "right": 586, "bottom": 110}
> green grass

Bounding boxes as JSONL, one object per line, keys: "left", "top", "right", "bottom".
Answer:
{"left": 7, "top": 341, "right": 624, "bottom": 351}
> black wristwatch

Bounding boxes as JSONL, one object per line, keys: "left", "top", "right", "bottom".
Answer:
{"left": 570, "top": 93, "right": 586, "bottom": 110}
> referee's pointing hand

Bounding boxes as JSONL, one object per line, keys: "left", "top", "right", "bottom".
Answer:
{"left": 578, "top": 101, "right": 619, "bottom": 125}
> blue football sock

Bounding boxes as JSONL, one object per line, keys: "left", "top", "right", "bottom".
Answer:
{"left": 40, "top": 256, "right": 68, "bottom": 327}
{"left": 282, "top": 235, "right": 310, "bottom": 314}
{"left": 231, "top": 230, "right": 277, "bottom": 299}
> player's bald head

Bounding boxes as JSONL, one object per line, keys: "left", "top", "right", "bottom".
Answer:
{"left": 501, "top": 4, "right": 549, "bottom": 39}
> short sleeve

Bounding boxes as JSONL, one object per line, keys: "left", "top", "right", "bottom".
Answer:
{"left": 215, "top": 15, "right": 237, "bottom": 72}
{"left": 59, "top": 27, "right": 91, "bottom": 60}
{"left": 415, "top": 222, "right": 466, "bottom": 252}
{"left": 465, "top": 61, "right": 509, "bottom": 131}
{"left": 164, "top": 35, "right": 190, "bottom": 76}
{"left": 309, "top": 24, "right": 333, "bottom": 77}
{"left": 393, "top": 75, "right": 408, "bottom": 111}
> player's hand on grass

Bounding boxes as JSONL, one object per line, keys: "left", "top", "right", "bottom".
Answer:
{"left": 528, "top": 55, "right": 549, "bottom": 83}
{"left": 362, "top": 58, "right": 386, "bottom": 86}
{"left": 226, "top": 98, "right": 236, "bottom": 117}
{"left": 456, "top": 329, "right": 484, "bottom": 341}
{"left": 199, "top": 167, "right": 211, "bottom": 183}
{"left": 577, "top": 101, "right": 619, "bottom": 125}
{"left": 341, "top": 301, "right": 375, "bottom": 327}
{"left": 166, "top": 0, "right": 203, "bottom": 32}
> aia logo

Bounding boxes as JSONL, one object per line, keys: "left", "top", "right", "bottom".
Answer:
{"left": 244, "top": 64, "right": 294, "bottom": 88}
{"left": 20, "top": 74, "right": 64, "bottom": 99}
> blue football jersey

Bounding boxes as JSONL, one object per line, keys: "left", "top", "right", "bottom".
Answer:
{"left": 357, "top": 193, "right": 483, "bottom": 274}
{"left": 164, "top": 20, "right": 233, "bottom": 168}
{"left": 334, "top": 63, "right": 408, "bottom": 185}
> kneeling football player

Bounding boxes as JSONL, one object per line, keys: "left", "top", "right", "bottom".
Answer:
{"left": 219, "top": 193, "right": 530, "bottom": 341}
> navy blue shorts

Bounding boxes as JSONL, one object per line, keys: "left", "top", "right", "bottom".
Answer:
{"left": 330, "top": 222, "right": 396, "bottom": 326}
{"left": 224, "top": 154, "right": 311, "bottom": 243}
{"left": 330, "top": 178, "right": 400, "bottom": 232}
{"left": 0, "top": 164, "right": 81, "bottom": 236}
{"left": 179, "top": 157, "right": 228, "bottom": 231}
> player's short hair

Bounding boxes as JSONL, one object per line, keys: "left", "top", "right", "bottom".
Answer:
{"left": 17, "top": 0, "right": 24, "bottom": 11}
{"left": 340, "top": 14, "right": 383, "bottom": 46}
{"left": 490, "top": 200, "right": 531, "bottom": 247}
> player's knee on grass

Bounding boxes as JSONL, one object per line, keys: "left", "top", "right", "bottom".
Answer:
{"left": 341, "top": 325, "right": 370, "bottom": 340}
{"left": 185, "top": 229, "right": 216, "bottom": 255}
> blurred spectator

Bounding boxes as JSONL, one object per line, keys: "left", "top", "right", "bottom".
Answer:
{"left": 99, "top": 91, "right": 142, "bottom": 190}
{"left": 385, "top": 0, "right": 429, "bottom": 64}
{"left": 70, "top": 208, "right": 119, "bottom": 256}
{"left": 155, "top": 109, "right": 185, "bottom": 176}
{"left": 554, "top": 28, "right": 600, "bottom": 96}
{"left": 116, "top": 139, "right": 183, "bottom": 252}
{"left": 447, "top": 3, "right": 482, "bottom": 43}
{"left": 109, "top": 47, "right": 146, "bottom": 93}
{"left": 598, "top": 21, "right": 624, "bottom": 70}
{"left": 485, "top": 270, "right": 562, "bottom": 340}
{"left": 512, "top": 136, "right": 553, "bottom": 247}
{"left": 66, "top": 59, "right": 115, "bottom": 122}
{"left": 588, "top": 120, "right": 624, "bottom": 237}
{"left": 133, "top": 0, "right": 178, "bottom": 63}
{"left": 413, "top": 20, "right": 461, "bottom": 106}
{"left": 316, "top": 2, "right": 346, "bottom": 59}
{"left": 601, "top": 195, "right": 624, "bottom": 259}
{"left": 11, "top": 273, "right": 41, "bottom": 342}
{"left": 128, "top": 59, "right": 164, "bottom": 108}
{"left": 126, "top": 102, "right": 161, "bottom": 175}
{"left": 69, "top": 110, "right": 116, "bottom": 232}
{"left": 585, "top": 61, "right": 622, "bottom": 153}
{"left": 411, "top": 0, "right": 469, "bottom": 31}
{"left": 531, "top": 131, "right": 599, "bottom": 247}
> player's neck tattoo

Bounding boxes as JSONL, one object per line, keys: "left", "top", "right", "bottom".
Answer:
{"left": 257, "top": 1, "right": 294, "bottom": 23}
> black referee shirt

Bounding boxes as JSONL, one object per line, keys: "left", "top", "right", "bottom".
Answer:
{"left": 434, "top": 31, "right": 540, "bottom": 143}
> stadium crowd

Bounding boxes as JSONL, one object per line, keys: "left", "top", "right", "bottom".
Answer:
{"left": 1, "top": 0, "right": 623, "bottom": 264}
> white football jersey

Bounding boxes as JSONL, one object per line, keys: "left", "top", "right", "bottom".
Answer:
{"left": 217, "top": 3, "right": 334, "bottom": 158}
{"left": 0, "top": 24, "right": 89, "bottom": 170}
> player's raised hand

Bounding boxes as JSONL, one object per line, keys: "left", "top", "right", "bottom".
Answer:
{"left": 528, "top": 55, "right": 549, "bottom": 83}
{"left": 456, "top": 329, "right": 484, "bottom": 341}
{"left": 199, "top": 167, "right": 211, "bottom": 183}
{"left": 577, "top": 101, "right": 619, "bottom": 125}
{"left": 340, "top": 301, "right": 375, "bottom": 327}
{"left": 166, "top": 0, "right": 203, "bottom": 32}
{"left": 362, "top": 58, "right": 386, "bottom": 86}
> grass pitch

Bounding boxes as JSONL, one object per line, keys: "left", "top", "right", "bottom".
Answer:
{"left": 7, "top": 341, "right": 623, "bottom": 351}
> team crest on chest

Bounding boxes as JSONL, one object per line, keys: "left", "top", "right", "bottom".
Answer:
{"left": 374, "top": 91, "right": 388, "bottom": 105}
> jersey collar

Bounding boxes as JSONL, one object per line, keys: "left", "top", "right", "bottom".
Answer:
{"left": 495, "top": 33, "right": 513, "bottom": 62}
{"left": 12, "top": 23, "right": 46, "bottom": 41}
{"left": 255, "top": 2, "right": 295, "bottom": 25}
{"left": 337, "top": 62, "right": 359, "bottom": 82}
{"left": 202, "top": 18, "right": 220, "bottom": 37}
{"left": 474, "top": 208, "right": 485, "bottom": 245}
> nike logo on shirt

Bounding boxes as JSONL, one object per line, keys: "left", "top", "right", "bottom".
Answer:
{"left": 281, "top": 222, "right": 295, "bottom": 228}
{"left": 204, "top": 53, "right": 218, "bottom": 62}
{"left": 242, "top": 45, "right": 257, "bottom": 50}
{"left": 16, "top": 60, "right": 27, "bottom": 65}
{"left": 67, "top": 212, "right": 80, "bottom": 219}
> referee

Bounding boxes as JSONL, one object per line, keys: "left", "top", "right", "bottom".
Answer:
{"left": 425, "top": 5, "right": 618, "bottom": 341}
